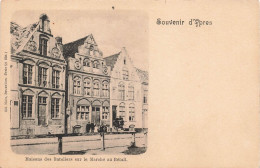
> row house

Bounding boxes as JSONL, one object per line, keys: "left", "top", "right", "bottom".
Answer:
{"left": 10, "top": 14, "right": 66, "bottom": 136}
{"left": 63, "top": 35, "right": 110, "bottom": 133}
{"left": 10, "top": 14, "right": 148, "bottom": 136}
{"left": 104, "top": 48, "right": 147, "bottom": 130}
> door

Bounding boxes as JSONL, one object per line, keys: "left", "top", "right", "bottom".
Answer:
{"left": 38, "top": 97, "right": 47, "bottom": 126}
{"left": 92, "top": 106, "right": 100, "bottom": 126}
{"left": 112, "top": 105, "right": 117, "bottom": 126}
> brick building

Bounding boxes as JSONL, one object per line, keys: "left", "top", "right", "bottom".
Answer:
{"left": 10, "top": 14, "right": 66, "bottom": 136}
{"left": 63, "top": 34, "right": 110, "bottom": 133}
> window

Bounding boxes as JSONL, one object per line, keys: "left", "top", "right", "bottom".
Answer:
{"left": 102, "top": 81, "right": 109, "bottom": 97}
{"left": 73, "top": 77, "right": 81, "bottom": 94}
{"left": 128, "top": 85, "right": 134, "bottom": 100}
{"left": 76, "top": 105, "right": 90, "bottom": 120}
{"left": 123, "top": 69, "right": 129, "bottom": 80}
{"left": 129, "top": 104, "right": 135, "bottom": 121}
{"left": 93, "top": 80, "right": 100, "bottom": 96}
{"left": 83, "top": 58, "right": 91, "bottom": 67}
{"left": 102, "top": 106, "right": 109, "bottom": 120}
{"left": 119, "top": 102, "right": 125, "bottom": 120}
{"left": 143, "top": 90, "right": 148, "bottom": 104}
{"left": 93, "top": 60, "right": 99, "bottom": 69}
{"left": 38, "top": 67, "right": 48, "bottom": 87}
{"left": 39, "top": 97, "right": 47, "bottom": 104}
{"left": 22, "top": 95, "right": 33, "bottom": 119}
{"left": 118, "top": 82, "right": 125, "bottom": 100}
{"left": 124, "top": 58, "right": 126, "bottom": 65}
{"left": 23, "top": 64, "right": 33, "bottom": 84}
{"left": 40, "top": 38, "right": 48, "bottom": 56}
{"left": 51, "top": 98, "right": 60, "bottom": 118}
{"left": 52, "top": 70, "right": 60, "bottom": 88}
{"left": 84, "top": 78, "right": 91, "bottom": 96}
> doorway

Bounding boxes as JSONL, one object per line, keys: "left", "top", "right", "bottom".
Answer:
{"left": 38, "top": 97, "right": 47, "bottom": 126}
{"left": 112, "top": 105, "right": 117, "bottom": 126}
{"left": 91, "top": 106, "right": 100, "bottom": 126}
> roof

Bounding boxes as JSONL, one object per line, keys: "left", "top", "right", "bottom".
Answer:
{"left": 136, "top": 68, "right": 149, "bottom": 83}
{"left": 104, "top": 52, "right": 121, "bottom": 71}
{"left": 63, "top": 35, "right": 90, "bottom": 59}
{"left": 10, "top": 21, "right": 39, "bottom": 53}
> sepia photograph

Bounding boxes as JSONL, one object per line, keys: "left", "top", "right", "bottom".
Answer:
{"left": 10, "top": 11, "right": 149, "bottom": 155}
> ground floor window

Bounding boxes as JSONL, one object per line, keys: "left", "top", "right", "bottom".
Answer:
{"left": 51, "top": 98, "right": 60, "bottom": 118}
{"left": 22, "top": 95, "right": 33, "bottom": 119}
{"left": 102, "top": 106, "right": 109, "bottom": 120}
{"left": 129, "top": 104, "right": 135, "bottom": 121}
{"left": 76, "top": 105, "right": 90, "bottom": 120}
{"left": 119, "top": 102, "right": 125, "bottom": 120}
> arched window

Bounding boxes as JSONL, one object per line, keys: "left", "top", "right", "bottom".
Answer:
{"left": 93, "top": 60, "right": 99, "bottom": 69}
{"left": 123, "top": 68, "right": 129, "bottom": 80}
{"left": 102, "top": 101, "right": 109, "bottom": 120}
{"left": 73, "top": 77, "right": 81, "bottom": 95}
{"left": 102, "top": 81, "right": 109, "bottom": 97}
{"left": 129, "top": 103, "right": 135, "bottom": 121}
{"left": 83, "top": 78, "right": 91, "bottom": 96}
{"left": 118, "top": 82, "right": 125, "bottom": 100}
{"left": 93, "top": 80, "right": 100, "bottom": 96}
{"left": 128, "top": 84, "right": 134, "bottom": 100}
{"left": 119, "top": 102, "right": 125, "bottom": 120}
{"left": 76, "top": 99, "right": 90, "bottom": 121}
{"left": 83, "top": 58, "right": 91, "bottom": 67}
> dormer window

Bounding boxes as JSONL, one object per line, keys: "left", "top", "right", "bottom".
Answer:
{"left": 39, "top": 37, "right": 48, "bottom": 56}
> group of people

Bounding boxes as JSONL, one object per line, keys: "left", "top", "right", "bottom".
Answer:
{"left": 85, "top": 123, "right": 108, "bottom": 133}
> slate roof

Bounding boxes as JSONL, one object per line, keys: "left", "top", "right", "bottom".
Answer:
{"left": 136, "top": 68, "right": 149, "bottom": 83}
{"left": 10, "top": 21, "right": 39, "bottom": 54}
{"left": 104, "top": 52, "right": 121, "bottom": 71}
{"left": 63, "top": 35, "right": 90, "bottom": 59}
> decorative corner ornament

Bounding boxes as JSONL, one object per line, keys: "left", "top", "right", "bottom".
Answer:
{"left": 74, "top": 60, "right": 82, "bottom": 70}
{"left": 51, "top": 47, "right": 60, "bottom": 58}
{"left": 103, "top": 66, "right": 108, "bottom": 75}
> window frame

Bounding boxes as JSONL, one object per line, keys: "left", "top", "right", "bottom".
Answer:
{"left": 51, "top": 98, "right": 60, "bottom": 119}
{"left": 129, "top": 103, "right": 135, "bottom": 122}
{"left": 22, "top": 95, "right": 33, "bottom": 119}
{"left": 118, "top": 82, "right": 125, "bottom": 100}
{"left": 38, "top": 66, "right": 48, "bottom": 87}
{"left": 83, "top": 78, "right": 91, "bottom": 96}
{"left": 23, "top": 64, "right": 33, "bottom": 85}
{"left": 52, "top": 70, "right": 60, "bottom": 89}
{"left": 73, "top": 77, "right": 81, "bottom": 95}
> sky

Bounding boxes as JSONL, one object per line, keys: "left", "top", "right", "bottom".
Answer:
{"left": 11, "top": 10, "right": 149, "bottom": 71}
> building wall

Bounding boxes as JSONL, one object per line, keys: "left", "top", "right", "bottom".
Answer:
{"left": 10, "top": 14, "right": 66, "bottom": 136}
{"left": 65, "top": 36, "right": 111, "bottom": 134}
{"left": 108, "top": 48, "right": 143, "bottom": 129}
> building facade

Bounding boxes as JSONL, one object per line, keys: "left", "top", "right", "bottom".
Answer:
{"left": 104, "top": 48, "right": 147, "bottom": 130}
{"left": 136, "top": 68, "right": 149, "bottom": 129}
{"left": 63, "top": 35, "right": 111, "bottom": 134}
{"left": 10, "top": 14, "right": 66, "bottom": 136}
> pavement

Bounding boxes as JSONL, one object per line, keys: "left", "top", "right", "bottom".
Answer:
{"left": 11, "top": 133, "right": 147, "bottom": 155}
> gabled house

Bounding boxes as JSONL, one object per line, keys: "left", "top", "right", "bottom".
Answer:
{"left": 10, "top": 14, "right": 66, "bottom": 136}
{"left": 104, "top": 47, "right": 146, "bottom": 130}
{"left": 63, "top": 34, "right": 110, "bottom": 133}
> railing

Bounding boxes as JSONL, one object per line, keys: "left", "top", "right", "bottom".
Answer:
{"left": 11, "top": 131, "right": 148, "bottom": 155}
